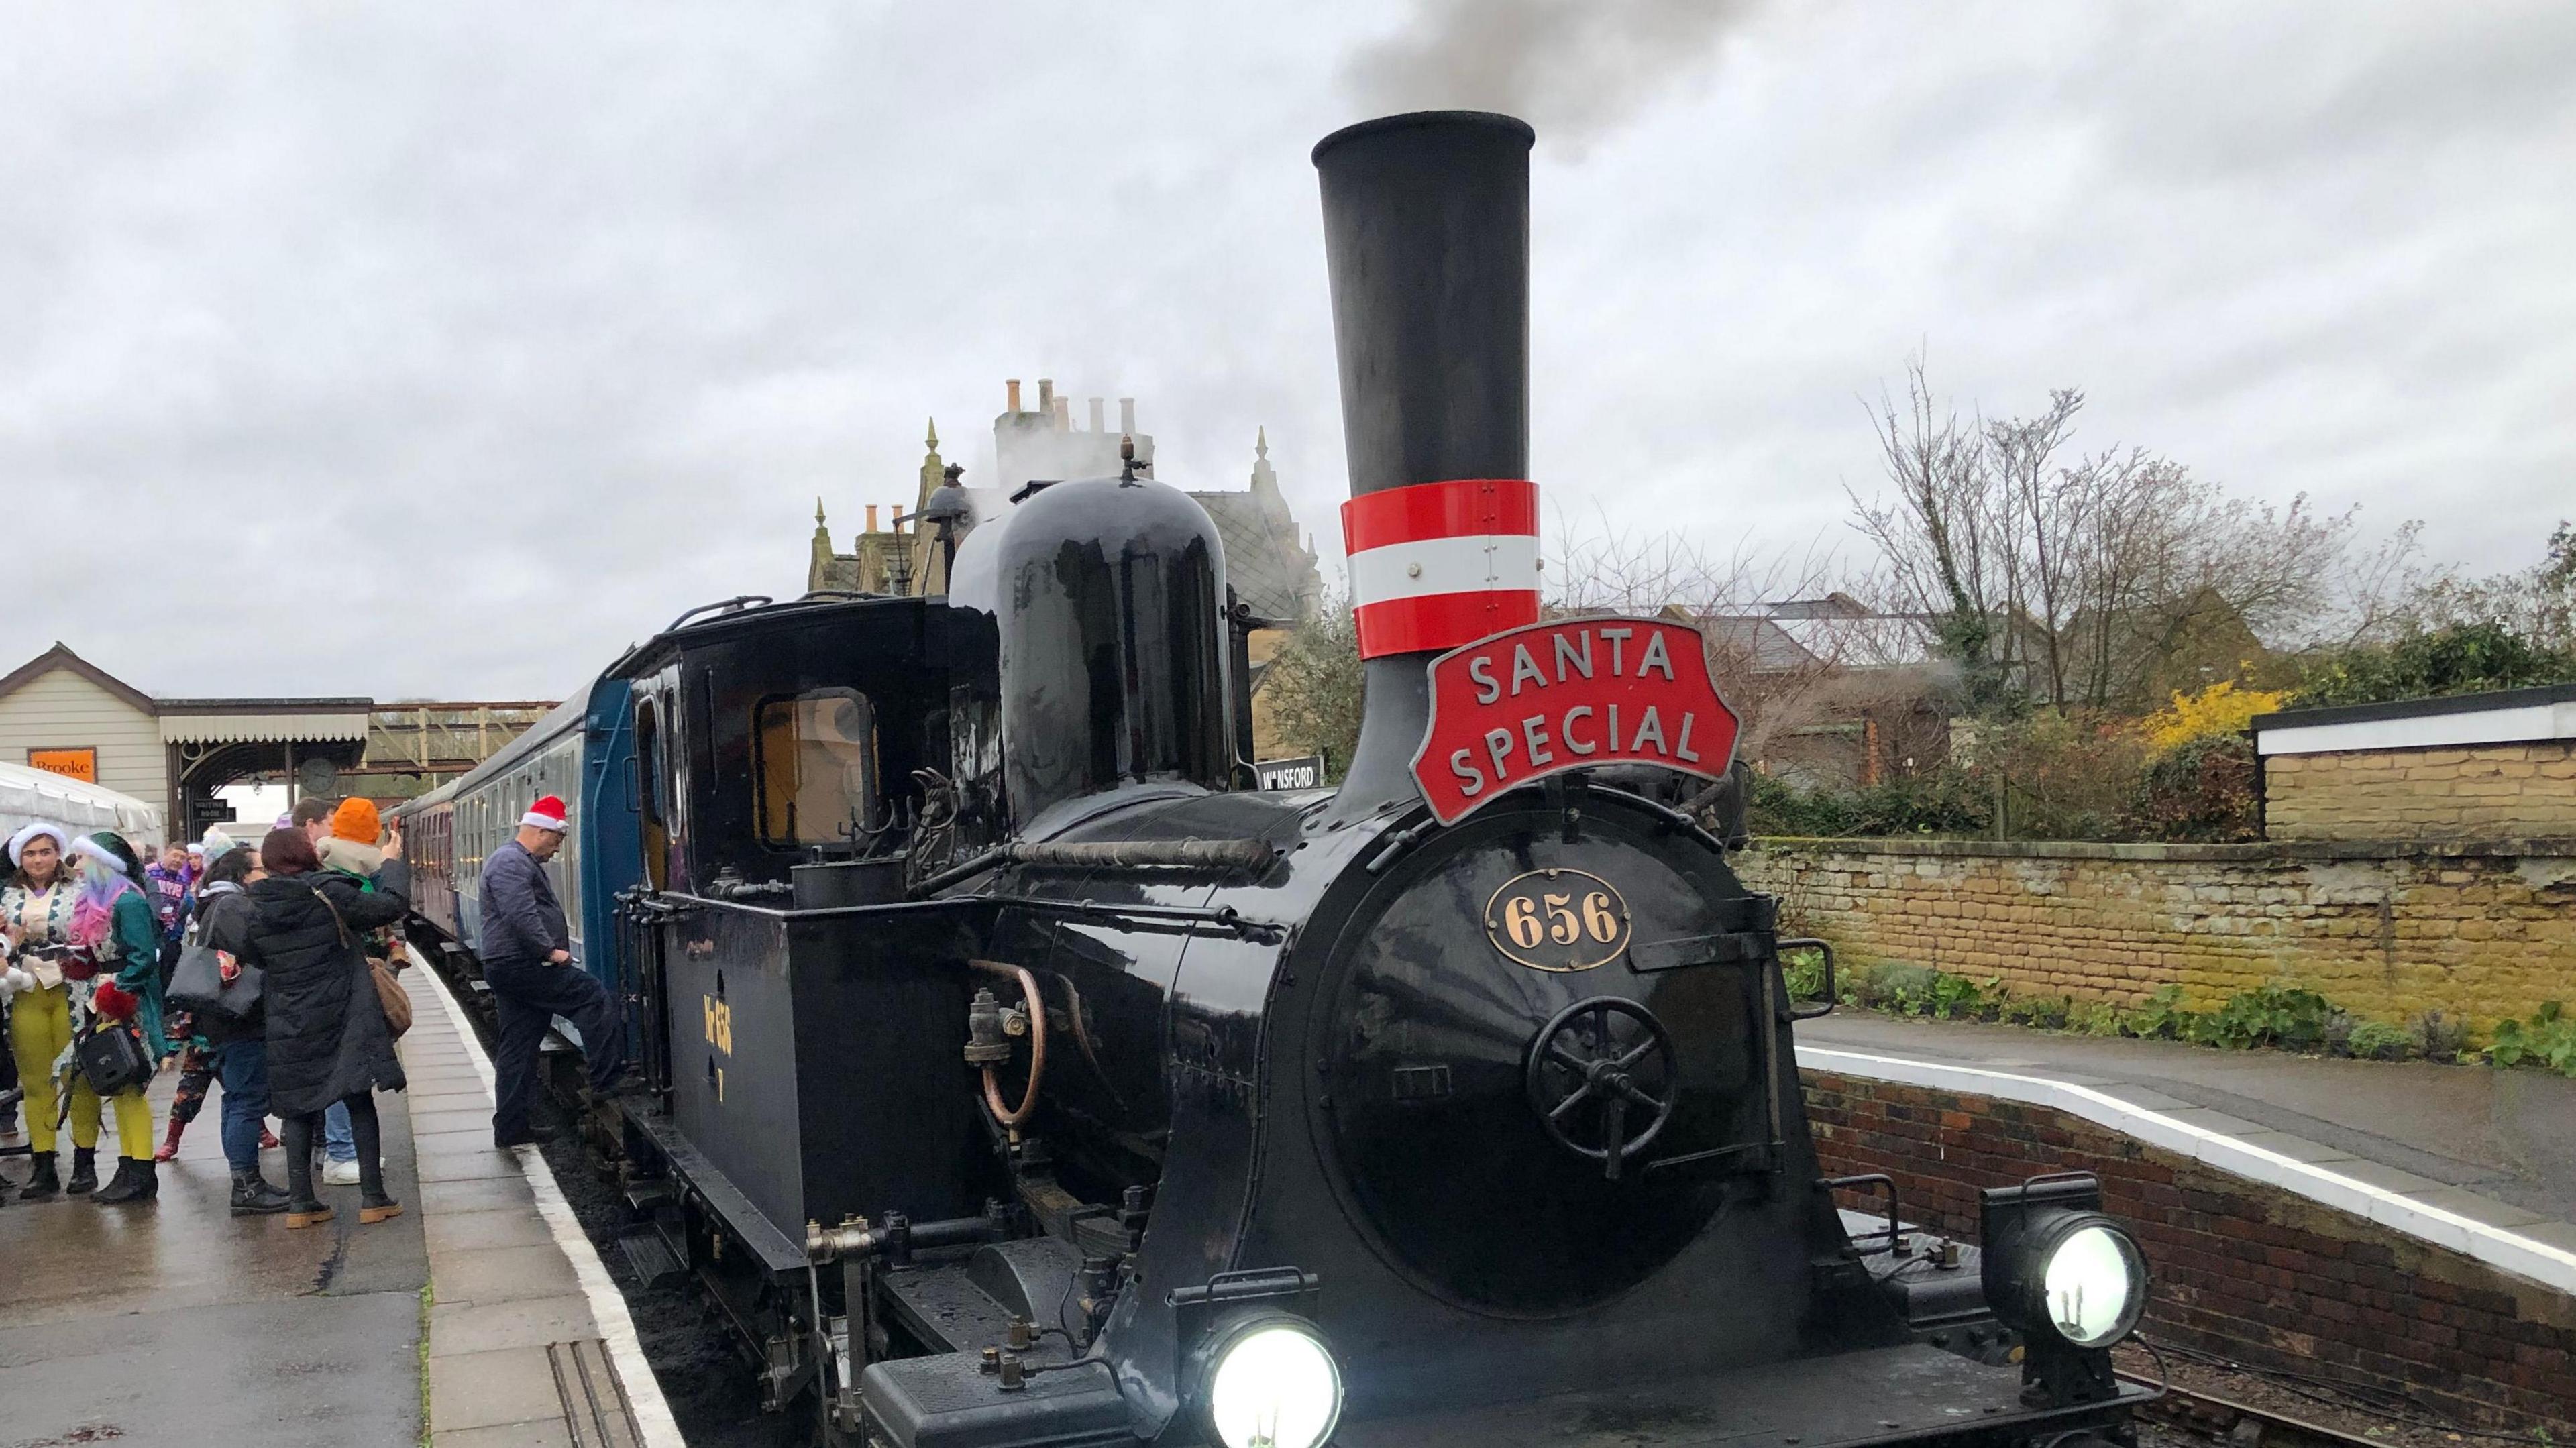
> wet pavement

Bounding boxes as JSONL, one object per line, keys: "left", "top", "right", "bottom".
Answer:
{"left": 0, "top": 957, "right": 672, "bottom": 1448}
{"left": 0, "top": 1062, "right": 428, "bottom": 1447}
{"left": 1801, "top": 1011, "right": 2576, "bottom": 1238}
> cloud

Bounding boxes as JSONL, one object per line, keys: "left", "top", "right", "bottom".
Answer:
{"left": 0, "top": 1, "right": 2567, "bottom": 702}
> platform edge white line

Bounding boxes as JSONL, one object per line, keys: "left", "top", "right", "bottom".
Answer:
{"left": 413, "top": 952, "right": 686, "bottom": 1448}
{"left": 1795, "top": 1043, "right": 2576, "bottom": 1297}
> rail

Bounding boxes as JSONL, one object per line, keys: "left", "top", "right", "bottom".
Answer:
{"left": 2122, "top": 1371, "right": 2388, "bottom": 1448}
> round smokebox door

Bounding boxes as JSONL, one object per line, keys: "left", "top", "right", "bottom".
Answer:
{"left": 1312, "top": 814, "right": 1760, "bottom": 1316}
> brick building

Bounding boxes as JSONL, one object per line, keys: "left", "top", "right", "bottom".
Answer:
{"left": 2251, "top": 683, "right": 2576, "bottom": 842}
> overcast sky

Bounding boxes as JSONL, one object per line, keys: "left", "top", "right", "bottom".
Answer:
{"left": 3, "top": 2, "right": 2569, "bottom": 700}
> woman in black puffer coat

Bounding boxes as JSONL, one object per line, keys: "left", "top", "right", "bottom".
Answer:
{"left": 238, "top": 826, "right": 409, "bottom": 1227}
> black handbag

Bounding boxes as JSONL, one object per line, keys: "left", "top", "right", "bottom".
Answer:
{"left": 168, "top": 939, "right": 262, "bottom": 1025}
{"left": 75, "top": 1019, "right": 153, "bottom": 1097}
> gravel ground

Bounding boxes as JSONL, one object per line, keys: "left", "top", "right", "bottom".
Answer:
{"left": 532, "top": 1125, "right": 804, "bottom": 1448}
{"left": 2116, "top": 1340, "right": 2549, "bottom": 1448}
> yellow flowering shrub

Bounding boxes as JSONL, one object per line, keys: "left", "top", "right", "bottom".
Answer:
{"left": 2142, "top": 680, "right": 2288, "bottom": 756}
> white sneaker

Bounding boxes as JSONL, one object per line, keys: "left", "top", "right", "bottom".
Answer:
{"left": 323, "top": 1159, "right": 361, "bottom": 1186}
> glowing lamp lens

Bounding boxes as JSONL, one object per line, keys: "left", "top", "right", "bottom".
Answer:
{"left": 1208, "top": 1323, "right": 1344, "bottom": 1448}
{"left": 2041, "top": 1223, "right": 2145, "bottom": 1347}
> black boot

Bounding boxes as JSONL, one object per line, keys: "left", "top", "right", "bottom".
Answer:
{"left": 282, "top": 1127, "right": 331, "bottom": 1228}
{"left": 230, "top": 1168, "right": 291, "bottom": 1215}
{"left": 66, "top": 1147, "right": 98, "bottom": 1195}
{"left": 357, "top": 1143, "right": 400, "bottom": 1223}
{"left": 23, "top": 1153, "right": 60, "bottom": 1198}
{"left": 90, "top": 1157, "right": 132, "bottom": 1201}
{"left": 94, "top": 1157, "right": 155, "bottom": 1205}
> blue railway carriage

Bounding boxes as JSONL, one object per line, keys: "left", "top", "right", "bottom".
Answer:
{"left": 390, "top": 681, "right": 642, "bottom": 1023}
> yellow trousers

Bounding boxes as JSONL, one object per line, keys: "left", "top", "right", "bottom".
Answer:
{"left": 9, "top": 983, "right": 153, "bottom": 1157}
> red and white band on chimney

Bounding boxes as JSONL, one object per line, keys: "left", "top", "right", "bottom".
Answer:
{"left": 1339, "top": 476, "right": 1543, "bottom": 659}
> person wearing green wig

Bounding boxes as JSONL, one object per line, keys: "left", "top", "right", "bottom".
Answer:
{"left": 65, "top": 831, "right": 170, "bottom": 1205}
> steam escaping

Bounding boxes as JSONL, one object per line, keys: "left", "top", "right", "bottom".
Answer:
{"left": 1342, "top": 0, "right": 1758, "bottom": 148}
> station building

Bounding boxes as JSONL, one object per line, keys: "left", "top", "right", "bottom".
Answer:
{"left": 0, "top": 642, "right": 548, "bottom": 842}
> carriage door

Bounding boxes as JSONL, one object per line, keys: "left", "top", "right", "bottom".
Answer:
{"left": 635, "top": 695, "right": 672, "bottom": 893}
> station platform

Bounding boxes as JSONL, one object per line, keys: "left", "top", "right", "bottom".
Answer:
{"left": 1800, "top": 1011, "right": 2576, "bottom": 1290}
{"left": 0, "top": 962, "right": 678, "bottom": 1448}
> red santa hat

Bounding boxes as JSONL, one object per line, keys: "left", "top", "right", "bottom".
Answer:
{"left": 521, "top": 795, "right": 569, "bottom": 833}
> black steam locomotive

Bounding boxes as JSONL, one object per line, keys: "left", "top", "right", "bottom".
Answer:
{"left": 396, "top": 112, "right": 2153, "bottom": 1448}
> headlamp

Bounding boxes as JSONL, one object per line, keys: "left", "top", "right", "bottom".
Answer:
{"left": 2038, "top": 1221, "right": 2147, "bottom": 1347}
{"left": 1980, "top": 1174, "right": 2148, "bottom": 1407}
{"left": 1198, "top": 1314, "right": 1344, "bottom": 1448}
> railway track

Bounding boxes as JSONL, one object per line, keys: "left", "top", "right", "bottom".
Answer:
{"left": 2124, "top": 1372, "right": 2392, "bottom": 1448}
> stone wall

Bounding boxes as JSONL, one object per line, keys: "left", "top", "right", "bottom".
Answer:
{"left": 1737, "top": 837, "right": 2576, "bottom": 1033}
{"left": 2267, "top": 742, "right": 2576, "bottom": 842}
{"left": 1804, "top": 1070, "right": 2576, "bottom": 1431}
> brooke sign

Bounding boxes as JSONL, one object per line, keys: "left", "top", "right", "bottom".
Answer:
{"left": 1409, "top": 618, "right": 1740, "bottom": 826}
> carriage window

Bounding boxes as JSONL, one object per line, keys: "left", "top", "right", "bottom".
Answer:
{"left": 753, "top": 689, "right": 880, "bottom": 846}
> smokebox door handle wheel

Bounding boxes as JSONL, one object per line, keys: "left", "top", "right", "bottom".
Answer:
{"left": 1524, "top": 996, "right": 1678, "bottom": 1182}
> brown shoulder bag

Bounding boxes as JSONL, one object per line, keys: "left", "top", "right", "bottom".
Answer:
{"left": 310, "top": 883, "right": 411, "bottom": 1040}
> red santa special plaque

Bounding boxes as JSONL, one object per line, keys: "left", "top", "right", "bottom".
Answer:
{"left": 1409, "top": 617, "right": 1740, "bottom": 826}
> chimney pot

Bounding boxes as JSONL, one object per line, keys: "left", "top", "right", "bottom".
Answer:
{"left": 1313, "top": 109, "right": 1536, "bottom": 820}
{"left": 1088, "top": 397, "right": 1104, "bottom": 433}
{"left": 1054, "top": 396, "right": 1070, "bottom": 431}
{"left": 865, "top": 504, "right": 879, "bottom": 533}
{"left": 1006, "top": 379, "right": 1022, "bottom": 412}
{"left": 1037, "top": 378, "right": 1055, "bottom": 412}
{"left": 1119, "top": 398, "right": 1136, "bottom": 435}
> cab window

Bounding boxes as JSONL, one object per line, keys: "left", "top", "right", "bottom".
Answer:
{"left": 753, "top": 689, "right": 879, "bottom": 846}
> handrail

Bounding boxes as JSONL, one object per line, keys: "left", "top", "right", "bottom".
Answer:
{"left": 660, "top": 594, "right": 773, "bottom": 634}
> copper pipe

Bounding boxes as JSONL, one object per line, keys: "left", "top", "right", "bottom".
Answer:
{"left": 969, "top": 960, "right": 1048, "bottom": 1127}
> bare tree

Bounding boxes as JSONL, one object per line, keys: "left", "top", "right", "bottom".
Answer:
{"left": 2379, "top": 520, "right": 2573, "bottom": 650}
{"left": 1851, "top": 355, "right": 2377, "bottom": 715}
{"left": 1849, "top": 357, "right": 2023, "bottom": 712}
{"left": 1263, "top": 596, "right": 1366, "bottom": 781}
{"left": 1547, "top": 504, "right": 1915, "bottom": 769}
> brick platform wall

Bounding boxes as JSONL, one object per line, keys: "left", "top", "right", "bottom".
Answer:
{"left": 2266, "top": 743, "right": 2576, "bottom": 842}
{"left": 1802, "top": 1070, "right": 2576, "bottom": 1431}
{"left": 1737, "top": 838, "right": 2576, "bottom": 1034}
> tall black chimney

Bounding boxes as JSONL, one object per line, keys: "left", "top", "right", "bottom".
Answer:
{"left": 1313, "top": 110, "right": 1537, "bottom": 816}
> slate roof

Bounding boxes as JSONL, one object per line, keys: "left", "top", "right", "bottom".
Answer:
{"left": 810, "top": 553, "right": 864, "bottom": 594}
{"left": 1189, "top": 488, "right": 1322, "bottom": 625}
{"left": 1694, "top": 614, "right": 1823, "bottom": 673}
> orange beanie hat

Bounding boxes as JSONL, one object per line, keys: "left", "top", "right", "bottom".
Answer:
{"left": 331, "top": 797, "right": 382, "bottom": 844}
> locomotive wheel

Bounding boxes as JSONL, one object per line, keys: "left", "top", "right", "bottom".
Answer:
{"left": 1523, "top": 997, "right": 1678, "bottom": 1182}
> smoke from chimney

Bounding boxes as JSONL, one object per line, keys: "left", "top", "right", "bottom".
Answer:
{"left": 1343, "top": 0, "right": 1755, "bottom": 148}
